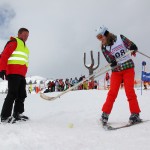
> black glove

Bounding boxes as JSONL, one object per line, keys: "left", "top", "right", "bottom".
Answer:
{"left": 110, "top": 60, "right": 117, "bottom": 67}
{"left": 0, "top": 70, "right": 6, "bottom": 80}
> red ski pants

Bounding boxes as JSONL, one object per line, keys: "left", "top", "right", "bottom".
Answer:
{"left": 102, "top": 68, "right": 141, "bottom": 114}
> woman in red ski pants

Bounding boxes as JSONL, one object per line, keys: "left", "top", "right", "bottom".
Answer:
{"left": 95, "top": 25, "right": 141, "bottom": 124}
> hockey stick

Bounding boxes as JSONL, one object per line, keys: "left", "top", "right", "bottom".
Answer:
{"left": 40, "top": 65, "right": 110, "bottom": 101}
{"left": 40, "top": 50, "right": 133, "bottom": 101}
{"left": 137, "top": 51, "right": 150, "bottom": 59}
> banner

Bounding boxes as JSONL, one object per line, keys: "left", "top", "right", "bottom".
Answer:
{"left": 141, "top": 71, "right": 150, "bottom": 82}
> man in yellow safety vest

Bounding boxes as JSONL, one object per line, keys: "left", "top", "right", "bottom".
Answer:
{"left": 0, "top": 28, "right": 30, "bottom": 123}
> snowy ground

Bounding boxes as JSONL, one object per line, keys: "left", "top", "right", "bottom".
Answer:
{"left": 0, "top": 89, "right": 150, "bottom": 150}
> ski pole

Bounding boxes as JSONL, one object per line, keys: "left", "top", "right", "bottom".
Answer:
{"left": 137, "top": 51, "right": 150, "bottom": 59}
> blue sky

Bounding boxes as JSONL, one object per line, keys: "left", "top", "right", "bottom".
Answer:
{"left": 0, "top": 0, "right": 150, "bottom": 79}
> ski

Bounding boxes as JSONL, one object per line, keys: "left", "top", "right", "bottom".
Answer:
{"left": 40, "top": 50, "right": 133, "bottom": 101}
{"left": 102, "top": 120, "right": 149, "bottom": 131}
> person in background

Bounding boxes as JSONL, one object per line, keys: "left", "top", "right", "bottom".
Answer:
{"left": 78, "top": 75, "right": 85, "bottom": 90}
{"left": 83, "top": 80, "right": 88, "bottom": 90}
{"left": 59, "top": 79, "right": 65, "bottom": 91}
{"left": 69, "top": 78, "right": 73, "bottom": 87}
{"left": 94, "top": 80, "right": 98, "bottom": 89}
{"left": 55, "top": 79, "right": 59, "bottom": 92}
{"left": 51, "top": 81, "right": 55, "bottom": 92}
{"left": 72, "top": 77, "right": 78, "bottom": 90}
{"left": 65, "top": 78, "right": 70, "bottom": 90}
{"left": 48, "top": 81, "right": 52, "bottom": 91}
{"left": 96, "top": 25, "right": 141, "bottom": 125}
{"left": 88, "top": 79, "right": 95, "bottom": 89}
{"left": 0, "top": 28, "right": 30, "bottom": 123}
{"left": 28, "top": 84, "right": 32, "bottom": 94}
{"left": 105, "top": 72, "right": 110, "bottom": 89}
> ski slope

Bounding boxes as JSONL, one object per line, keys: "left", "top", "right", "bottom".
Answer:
{"left": 0, "top": 89, "right": 150, "bottom": 150}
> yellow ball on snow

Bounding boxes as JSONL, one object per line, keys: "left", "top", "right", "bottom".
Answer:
{"left": 68, "top": 123, "right": 74, "bottom": 128}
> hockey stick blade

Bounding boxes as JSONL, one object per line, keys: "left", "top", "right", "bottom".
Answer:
{"left": 40, "top": 93, "right": 56, "bottom": 101}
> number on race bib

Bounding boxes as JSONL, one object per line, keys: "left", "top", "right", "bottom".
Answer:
{"left": 115, "top": 49, "right": 125, "bottom": 58}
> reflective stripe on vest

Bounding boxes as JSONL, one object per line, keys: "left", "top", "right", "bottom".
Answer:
{"left": 8, "top": 38, "right": 29, "bottom": 67}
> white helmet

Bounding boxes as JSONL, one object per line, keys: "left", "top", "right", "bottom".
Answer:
{"left": 96, "top": 25, "right": 108, "bottom": 36}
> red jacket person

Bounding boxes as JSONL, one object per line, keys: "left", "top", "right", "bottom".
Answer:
{"left": 0, "top": 28, "right": 30, "bottom": 123}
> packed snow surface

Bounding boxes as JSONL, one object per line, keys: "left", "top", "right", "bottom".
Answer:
{"left": 0, "top": 89, "right": 150, "bottom": 150}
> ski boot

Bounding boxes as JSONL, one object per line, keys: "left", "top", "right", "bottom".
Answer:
{"left": 12, "top": 112, "right": 29, "bottom": 123}
{"left": 1, "top": 116, "right": 12, "bottom": 123}
{"left": 129, "top": 113, "right": 142, "bottom": 125}
{"left": 100, "top": 112, "right": 109, "bottom": 125}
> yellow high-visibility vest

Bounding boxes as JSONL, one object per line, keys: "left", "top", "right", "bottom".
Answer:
{"left": 8, "top": 37, "right": 29, "bottom": 67}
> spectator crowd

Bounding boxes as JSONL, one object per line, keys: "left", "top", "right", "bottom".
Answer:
{"left": 43, "top": 76, "right": 99, "bottom": 93}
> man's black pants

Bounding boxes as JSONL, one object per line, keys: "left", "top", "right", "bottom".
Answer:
{"left": 1, "top": 74, "right": 27, "bottom": 118}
